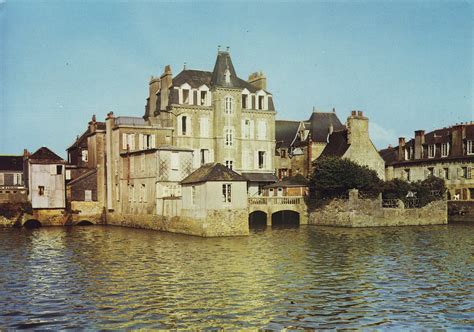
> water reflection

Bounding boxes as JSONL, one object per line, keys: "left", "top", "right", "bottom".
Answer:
{"left": 0, "top": 225, "right": 473, "bottom": 329}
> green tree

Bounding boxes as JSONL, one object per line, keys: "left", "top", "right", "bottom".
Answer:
{"left": 310, "top": 157, "right": 382, "bottom": 198}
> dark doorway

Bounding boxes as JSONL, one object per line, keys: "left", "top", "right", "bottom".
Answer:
{"left": 271, "top": 211, "right": 299, "bottom": 228}
{"left": 24, "top": 219, "right": 42, "bottom": 228}
{"left": 249, "top": 211, "right": 267, "bottom": 230}
{"left": 77, "top": 220, "right": 94, "bottom": 226}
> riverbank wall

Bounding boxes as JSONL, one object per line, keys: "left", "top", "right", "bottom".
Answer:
{"left": 309, "top": 190, "right": 447, "bottom": 227}
{"left": 448, "top": 201, "right": 474, "bottom": 223}
{"left": 106, "top": 209, "right": 249, "bottom": 237}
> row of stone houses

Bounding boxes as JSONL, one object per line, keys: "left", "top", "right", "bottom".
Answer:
{"left": 380, "top": 122, "right": 474, "bottom": 200}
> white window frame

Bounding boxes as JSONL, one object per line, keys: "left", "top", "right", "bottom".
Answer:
{"left": 225, "top": 160, "right": 234, "bottom": 170}
{"left": 224, "top": 96, "right": 234, "bottom": 114}
{"left": 85, "top": 190, "right": 92, "bottom": 202}
{"left": 467, "top": 140, "right": 474, "bottom": 155}
{"left": 222, "top": 183, "right": 232, "bottom": 203}
{"left": 224, "top": 127, "right": 234, "bottom": 147}
{"left": 441, "top": 143, "right": 450, "bottom": 157}
{"left": 170, "top": 152, "right": 179, "bottom": 170}
{"left": 258, "top": 151, "right": 266, "bottom": 169}
{"left": 81, "top": 150, "right": 88, "bottom": 162}
{"left": 428, "top": 144, "right": 435, "bottom": 158}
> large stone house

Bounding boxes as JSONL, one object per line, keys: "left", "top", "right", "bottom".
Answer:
{"left": 380, "top": 122, "right": 474, "bottom": 200}
{"left": 317, "top": 111, "right": 385, "bottom": 180}
{"left": 274, "top": 109, "right": 345, "bottom": 178}
{"left": 146, "top": 49, "right": 277, "bottom": 195}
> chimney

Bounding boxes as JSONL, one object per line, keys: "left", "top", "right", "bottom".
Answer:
{"left": 451, "top": 124, "right": 465, "bottom": 156}
{"left": 414, "top": 130, "right": 425, "bottom": 159}
{"left": 248, "top": 71, "right": 267, "bottom": 90}
{"left": 88, "top": 114, "right": 97, "bottom": 133}
{"left": 148, "top": 75, "right": 160, "bottom": 117}
{"left": 307, "top": 133, "right": 312, "bottom": 177}
{"left": 23, "top": 149, "right": 29, "bottom": 157}
{"left": 347, "top": 110, "right": 369, "bottom": 145}
{"left": 398, "top": 137, "right": 405, "bottom": 161}
{"left": 160, "top": 65, "right": 173, "bottom": 111}
{"left": 332, "top": 107, "right": 336, "bottom": 113}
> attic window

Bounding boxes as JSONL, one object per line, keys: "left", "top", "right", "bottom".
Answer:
{"left": 441, "top": 143, "right": 449, "bottom": 157}
{"left": 428, "top": 145, "right": 435, "bottom": 158}
{"left": 182, "top": 89, "right": 190, "bottom": 104}
{"left": 56, "top": 165, "right": 63, "bottom": 175}
{"left": 258, "top": 96, "right": 264, "bottom": 110}
{"left": 242, "top": 94, "right": 248, "bottom": 109}
{"left": 200, "top": 91, "right": 207, "bottom": 106}
{"left": 224, "top": 68, "right": 231, "bottom": 84}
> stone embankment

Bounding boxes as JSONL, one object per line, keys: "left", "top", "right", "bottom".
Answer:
{"left": 309, "top": 189, "right": 447, "bottom": 227}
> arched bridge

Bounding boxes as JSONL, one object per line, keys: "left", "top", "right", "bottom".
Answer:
{"left": 248, "top": 196, "right": 308, "bottom": 226}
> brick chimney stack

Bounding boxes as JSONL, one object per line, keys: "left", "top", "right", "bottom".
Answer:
{"left": 148, "top": 75, "right": 161, "bottom": 117}
{"left": 414, "top": 130, "right": 425, "bottom": 159}
{"left": 398, "top": 137, "right": 405, "bottom": 161}
{"left": 451, "top": 124, "right": 465, "bottom": 157}
{"left": 307, "top": 132, "right": 312, "bottom": 177}
{"left": 159, "top": 65, "right": 173, "bottom": 111}
{"left": 248, "top": 71, "right": 267, "bottom": 90}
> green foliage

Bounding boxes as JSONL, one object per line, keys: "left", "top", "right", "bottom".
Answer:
{"left": 310, "top": 157, "right": 382, "bottom": 198}
{"left": 381, "top": 176, "right": 446, "bottom": 206}
{"left": 382, "top": 178, "right": 412, "bottom": 199}
{"left": 0, "top": 202, "right": 32, "bottom": 219}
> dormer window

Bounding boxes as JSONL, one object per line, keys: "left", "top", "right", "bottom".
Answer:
{"left": 224, "top": 68, "right": 231, "bottom": 84}
{"left": 182, "top": 89, "right": 190, "bottom": 104}
{"left": 242, "top": 94, "right": 248, "bottom": 109}
{"left": 258, "top": 96, "right": 264, "bottom": 110}
{"left": 200, "top": 91, "right": 207, "bottom": 105}
{"left": 441, "top": 143, "right": 449, "bottom": 157}
{"left": 467, "top": 140, "right": 474, "bottom": 155}
{"left": 428, "top": 144, "right": 435, "bottom": 158}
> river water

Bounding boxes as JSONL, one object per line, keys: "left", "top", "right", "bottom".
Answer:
{"left": 0, "top": 224, "right": 473, "bottom": 329}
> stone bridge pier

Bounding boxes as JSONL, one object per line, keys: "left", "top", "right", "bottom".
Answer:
{"left": 248, "top": 196, "right": 308, "bottom": 226}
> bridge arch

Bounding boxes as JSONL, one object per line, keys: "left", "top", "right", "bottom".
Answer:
{"left": 76, "top": 220, "right": 94, "bottom": 226}
{"left": 249, "top": 210, "right": 267, "bottom": 229}
{"left": 24, "top": 219, "right": 42, "bottom": 228}
{"left": 271, "top": 210, "right": 300, "bottom": 228}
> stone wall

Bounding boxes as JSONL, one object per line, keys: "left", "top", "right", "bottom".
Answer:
{"left": 309, "top": 190, "right": 447, "bottom": 227}
{"left": 70, "top": 201, "right": 104, "bottom": 224}
{"left": 448, "top": 200, "right": 474, "bottom": 222}
{"left": 107, "top": 209, "right": 249, "bottom": 237}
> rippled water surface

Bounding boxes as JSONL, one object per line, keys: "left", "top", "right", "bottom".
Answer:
{"left": 0, "top": 224, "right": 473, "bottom": 329}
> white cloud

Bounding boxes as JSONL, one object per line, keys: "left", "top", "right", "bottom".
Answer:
{"left": 370, "top": 122, "right": 401, "bottom": 150}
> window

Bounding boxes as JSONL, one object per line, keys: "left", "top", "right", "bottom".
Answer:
{"left": 462, "top": 167, "right": 471, "bottom": 179}
{"left": 191, "top": 186, "right": 196, "bottom": 205}
{"left": 170, "top": 152, "right": 179, "bottom": 170}
{"left": 200, "top": 117, "right": 209, "bottom": 137}
{"left": 14, "top": 173, "right": 22, "bottom": 185}
{"left": 225, "top": 160, "right": 233, "bottom": 170}
{"left": 38, "top": 186, "right": 44, "bottom": 196}
{"left": 258, "top": 151, "right": 266, "bottom": 169}
{"left": 225, "top": 96, "right": 233, "bottom": 114}
{"left": 428, "top": 167, "right": 434, "bottom": 177}
{"left": 182, "top": 89, "right": 190, "bottom": 104}
{"left": 65, "top": 170, "right": 71, "bottom": 180}
{"left": 428, "top": 145, "right": 435, "bottom": 158}
{"left": 81, "top": 150, "right": 88, "bottom": 162}
{"left": 258, "top": 96, "right": 264, "bottom": 110}
{"left": 222, "top": 184, "right": 232, "bottom": 203}
{"left": 181, "top": 116, "right": 187, "bottom": 135}
{"left": 142, "top": 134, "right": 154, "bottom": 149}
{"left": 281, "top": 149, "right": 286, "bottom": 158}
{"left": 243, "top": 119, "right": 251, "bottom": 139}
{"left": 85, "top": 190, "right": 92, "bottom": 202}
{"left": 115, "top": 184, "right": 120, "bottom": 201}
{"left": 200, "top": 149, "right": 209, "bottom": 165}
{"left": 441, "top": 143, "right": 450, "bottom": 157}
{"left": 404, "top": 168, "right": 411, "bottom": 181}
{"left": 127, "top": 134, "right": 135, "bottom": 150}
{"left": 257, "top": 120, "right": 267, "bottom": 140}
{"left": 140, "top": 184, "right": 146, "bottom": 203}
{"left": 404, "top": 148, "right": 409, "bottom": 161}
{"left": 444, "top": 168, "right": 449, "bottom": 179}
{"left": 467, "top": 140, "right": 474, "bottom": 155}
{"left": 56, "top": 165, "right": 63, "bottom": 175}
{"left": 225, "top": 127, "right": 234, "bottom": 146}
{"left": 200, "top": 91, "right": 207, "bottom": 106}
{"left": 242, "top": 94, "right": 248, "bottom": 109}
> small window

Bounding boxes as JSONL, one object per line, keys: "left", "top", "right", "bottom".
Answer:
{"left": 56, "top": 165, "right": 63, "bottom": 175}
{"left": 428, "top": 145, "right": 435, "bottom": 158}
{"left": 182, "top": 89, "right": 190, "bottom": 104}
{"left": 405, "top": 169, "right": 411, "bottom": 181}
{"left": 200, "top": 91, "right": 207, "bottom": 106}
{"left": 462, "top": 167, "right": 471, "bottom": 179}
{"left": 200, "top": 149, "right": 209, "bottom": 165}
{"left": 467, "top": 140, "right": 474, "bottom": 155}
{"left": 181, "top": 116, "right": 187, "bottom": 136}
{"left": 281, "top": 149, "right": 286, "bottom": 158}
{"left": 222, "top": 184, "right": 232, "bottom": 203}
{"left": 66, "top": 170, "right": 71, "bottom": 180}
{"left": 85, "top": 190, "right": 92, "bottom": 202}
{"left": 225, "top": 96, "right": 233, "bottom": 114}
{"left": 225, "top": 128, "right": 234, "bottom": 146}
{"left": 225, "top": 160, "right": 233, "bottom": 170}
{"left": 428, "top": 167, "right": 434, "bottom": 177}
{"left": 38, "top": 186, "right": 45, "bottom": 196}
{"left": 444, "top": 168, "right": 449, "bottom": 179}
{"left": 258, "top": 96, "right": 264, "bottom": 110}
{"left": 441, "top": 143, "right": 449, "bottom": 157}
{"left": 258, "top": 151, "right": 266, "bottom": 169}
{"left": 242, "top": 94, "right": 248, "bottom": 109}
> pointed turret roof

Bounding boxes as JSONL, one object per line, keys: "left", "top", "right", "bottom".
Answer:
{"left": 210, "top": 51, "right": 240, "bottom": 88}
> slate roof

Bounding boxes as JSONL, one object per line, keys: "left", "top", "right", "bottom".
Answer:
{"left": 0, "top": 155, "right": 23, "bottom": 171}
{"left": 241, "top": 172, "right": 278, "bottom": 183}
{"left": 275, "top": 120, "right": 300, "bottom": 148}
{"left": 265, "top": 174, "right": 309, "bottom": 188}
{"left": 307, "top": 112, "right": 345, "bottom": 142}
{"left": 181, "top": 163, "right": 246, "bottom": 185}
{"left": 173, "top": 70, "right": 212, "bottom": 88}
{"left": 29, "top": 147, "right": 66, "bottom": 164}
{"left": 115, "top": 117, "right": 147, "bottom": 126}
{"left": 67, "top": 122, "right": 106, "bottom": 151}
{"left": 379, "top": 147, "right": 398, "bottom": 166}
{"left": 318, "top": 130, "right": 350, "bottom": 158}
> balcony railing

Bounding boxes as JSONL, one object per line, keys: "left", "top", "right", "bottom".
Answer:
{"left": 248, "top": 196, "right": 304, "bottom": 205}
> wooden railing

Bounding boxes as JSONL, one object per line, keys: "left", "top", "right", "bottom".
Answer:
{"left": 248, "top": 196, "right": 304, "bottom": 205}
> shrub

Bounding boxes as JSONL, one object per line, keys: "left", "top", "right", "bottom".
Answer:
{"left": 310, "top": 157, "right": 383, "bottom": 198}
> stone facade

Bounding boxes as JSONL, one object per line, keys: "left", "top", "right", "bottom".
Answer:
{"left": 309, "top": 190, "right": 447, "bottom": 227}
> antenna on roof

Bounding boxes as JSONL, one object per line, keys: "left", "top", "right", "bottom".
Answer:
{"left": 183, "top": 62, "right": 187, "bottom": 70}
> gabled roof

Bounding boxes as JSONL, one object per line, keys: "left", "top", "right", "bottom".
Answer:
{"left": 307, "top": 112, "right": 345, "bottom": 142}
{"left": 29, "top": 147, "right": 66, "bottom": 164}
{"left": 318, "top": 130, "right": 350, "bottom": 158}
{"left": 0, "top": 155, "right": 23, "bottom": 171}
{"left": 181, "top": 163, "right": 246, "bottom": 185}
{"left": 275, "top": 120, "right": 300, "bottom": 149}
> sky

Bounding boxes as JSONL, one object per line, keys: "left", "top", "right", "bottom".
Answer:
{"left": 0, "top": 0, "right": 472, "bottom": 157}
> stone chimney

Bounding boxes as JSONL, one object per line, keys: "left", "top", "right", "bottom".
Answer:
{"left": 23, "top": 149, "right": 30, "bottom": 157}
{"left": 160, "top": 65, "right": 173, "bottom": 111}
{"left": 398, "top": 137, "right": 405, "bottom": 161}
{"left": 346, "top": 110, "right": 369, "bottom": 145}
{"left": 414, "top": 130, "right": 425, "bottom": 159}
{"left": 148, "top": 75, "right": 160, "bottom": 117}
{"left": 248, "top": 71, "right": 267, "bottom": 90}
{"left": 451, "top": 124, "right": 465, "bottom": 157}
{"left": 307, "top": 133, "right": 312, "bottom": 177}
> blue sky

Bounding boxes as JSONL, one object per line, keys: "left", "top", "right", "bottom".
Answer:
{"left": 1, "top": 0, "right": 472, "bottom": 157}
